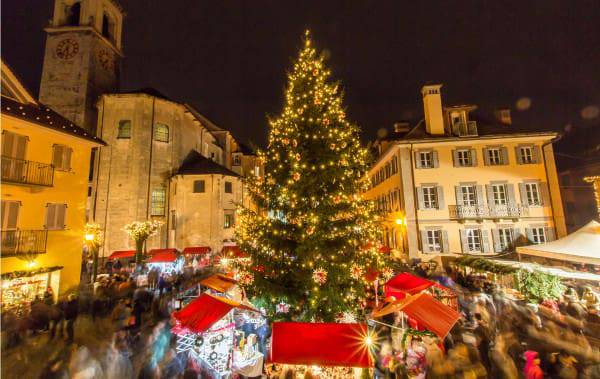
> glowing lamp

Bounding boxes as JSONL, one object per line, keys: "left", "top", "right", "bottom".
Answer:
{"left": 27, "top": 260, "right": 37, "bottom": 268}
{"left": 364, "top": 336, "right": 373, "bottom": 347}
{"left": 85, "top": 233, "right": 95, "bottom": 241}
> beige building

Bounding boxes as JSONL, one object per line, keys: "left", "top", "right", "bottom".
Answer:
{"left": 365, "top": 84, "right": 566, "bottom": 259}
{"left": 90, "top": 91, "right": 257, "bottom": 258}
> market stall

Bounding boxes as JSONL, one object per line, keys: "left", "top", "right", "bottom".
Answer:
{"left": 516, "top": 220, "right": 600, "bottom": 266}
{"left": 172, "top": 293, "right": 265, "bottom": 379}
{"left": 384, "top": 272, "right": 458, "bottom": 309}
{"left": 1, "top": 266, "right": 62, "bottom": 314}
{"left": 107, "top": 250, "right": 136, "bottom": 260}
{"left": 182, "top": 246, "right": 212, "bottom": 270}
{"left": 147, "top": 248, "right": 182, "bottom": 274}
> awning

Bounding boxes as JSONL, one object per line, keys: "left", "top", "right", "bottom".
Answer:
{"left": 172, "top": 293, "right": 258, "bottom": 334}
{"left": 108, "top": 250, "right": 136, "bottom": 260}
{"left": 491, "top": 260, "right": 600, "bottom": 282}
{"left": 516, "top": 220, "right": 600, "bottom": 265}
{"left": 372, "top": 293, "right": 460, "bottom": 338}
{"left": 182, "top": 246, "right": 211, "bottom": 255}
{"left": 384, "top": 272, "right": 434, "bottom": 300}
{"left": 148, "top": 249, "right": 178, "bottom": 263}
{"left": 200, "top": 274, "right": 237, "bottom": 292}
{"left": 270, "top": 322, "right": 372, "bottom": 368}
{"left": 221, "top": 245, "right": 247, "bottom": 258}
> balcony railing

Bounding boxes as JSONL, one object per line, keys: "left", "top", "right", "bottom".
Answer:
{"left": 452, "top": 121, "right": 478, "bottom": 137}
{"left": 449, "top": 204, "right": 528, "bottom": 220}
{"left": 1, "top": 230, "right": 48, "bottom": 257}
{"left": 1, "top": 156, "right": 54, "bottom": 187}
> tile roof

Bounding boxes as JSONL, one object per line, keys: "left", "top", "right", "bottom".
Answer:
{"left": 1, "top": 96, "right": 106, "bottom": 145}
{"left": 176, "top": 150, "right": 240, "bottom": 177}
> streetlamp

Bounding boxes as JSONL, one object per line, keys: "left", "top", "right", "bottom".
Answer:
{"left": 84, "top": 223, "right": 103, "bottom": 283}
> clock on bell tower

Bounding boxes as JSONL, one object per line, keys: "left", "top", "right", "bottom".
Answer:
{"left": 39, "top": 0, "right": 124, "bottom": 134}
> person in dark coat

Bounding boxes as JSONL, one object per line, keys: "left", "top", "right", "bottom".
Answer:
{"left": 63, "top": 294, "right": 79, "bottom": 343}
{"left": 132, "top": 299, "right": 144, "bottom": 329}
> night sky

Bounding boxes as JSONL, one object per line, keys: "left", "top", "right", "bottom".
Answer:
{"left": 2, "top": 0, "right": 599, "bottom": 154}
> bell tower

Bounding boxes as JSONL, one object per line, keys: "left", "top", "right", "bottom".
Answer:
{"left": 39, "top": 0, "right": 124, "bottom": 133}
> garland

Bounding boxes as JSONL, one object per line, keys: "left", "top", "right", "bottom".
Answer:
{"left": 1, "top": 266, "right": 63, "bottom": 280}
{"left": 454, "top": 256, "right": 518, "bottom": 275}
{"left": 401, "top": 328, "right": 436, "bottom": 347}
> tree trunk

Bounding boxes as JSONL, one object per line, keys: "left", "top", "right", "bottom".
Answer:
{"left": 135, "top": 239, "right": 145, "bottom": 272}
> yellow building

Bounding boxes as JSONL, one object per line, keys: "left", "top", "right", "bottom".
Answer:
{"left": 365, "top": 84, "right": 566, "bottom": 259}
{"left": 1, "top": 61, "right": 105, "bottom": 309}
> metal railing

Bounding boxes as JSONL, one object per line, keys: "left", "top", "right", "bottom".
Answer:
{"left": 1, "top": 230, "right": 48, "bottom": 257}
{"left": 449, "top": 204, "right": 528, "bottom": 220}
{"left": 452, "top": 121, "right": 478, "bottom": 137}
{"left": 1, "top": 156, "right": 54, "bottom": 187}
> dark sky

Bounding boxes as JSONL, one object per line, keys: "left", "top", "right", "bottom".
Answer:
{"left": 2, "top": 0, "right": 599, "bottom": 149}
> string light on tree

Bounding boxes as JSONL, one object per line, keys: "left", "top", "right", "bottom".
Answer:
{"left": 234, "top": 31, "right": 388, "bottom": 322}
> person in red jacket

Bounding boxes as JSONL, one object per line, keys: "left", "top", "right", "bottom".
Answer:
{"left": 524, "top": 350, "right": 544, "bottom": 379}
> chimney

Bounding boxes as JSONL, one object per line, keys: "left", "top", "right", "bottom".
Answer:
{"left": 494, "top": 108, "right": 512, "bottom": 125}
{"left": 421, "top": 84, "right": 445, "bottom": 135}
{"left": 393, "top": 121, "right": 410, "bottom": 133}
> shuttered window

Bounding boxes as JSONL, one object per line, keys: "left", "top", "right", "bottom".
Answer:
{"left": 151, "top": 188, "right": 166, "bottom": 216}
{"left": 426, "top": 230, "right": 442, "bottom": 252}
{"left": 531, "top": 227, "right": 546, "bottom": 244}
{"left": 525, "top": 183, "right": 541, "bottom": 206}
{"left": 2, "top": 131, "right": 28, "bottom": 159}
{"left": 1, "top": 200, "right": 20, "bottom": 230}
{"left": 492, "top": 184, "right": 507, "bottom": 205}
{"left": 466, "top": 229, "right": 482, "bottom": 251}
{"left": 52, "top": 145, "right": 72, "bottom": 171}
{"left": 45, "top": 203, "right": 67, "bottom": 230}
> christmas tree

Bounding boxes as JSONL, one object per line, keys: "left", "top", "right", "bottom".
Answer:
{"left": 236, "top": 32, "right": 390, "bottom": 322}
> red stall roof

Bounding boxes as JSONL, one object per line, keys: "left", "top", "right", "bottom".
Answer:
{"left": 221, "top": 245, "right": 247, "bottom": 258}
{"left": 270, "top": 322, "right": 372, "bottom": 368}
{"left": 173, "top": 293, "right": 257, "bottom": 334}
{"left": 108, "top": 250, "right": 136, "bottom": 260}
{"left": 182, "top": 246, "right": 211, "bottom": 255}
{"left": 372, "top": 293, "right": 460, "bottom": 339}
{"left": 384, "top": 272, "right": 434, "bottom": 300}
{"left": 148, "top": 248, "right": 178, "bottom": 263}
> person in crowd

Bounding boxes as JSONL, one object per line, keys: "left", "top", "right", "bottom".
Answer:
{"left": 490, "top": 332, "right": 519, "bottom": 379}
{"left": 63, "top": 294, "right": 79, "bottom": 343}
{"left": 523, "top": 350, "right": 544, "bottom": 379}
{"left": 43, "top": 286, "right": 55, "bottom": 306}
{"left": 473, "top": 313, "right": 491, "bottom": 371}
{"left": 114, "top": 259, "right": 123, "bottom": 273}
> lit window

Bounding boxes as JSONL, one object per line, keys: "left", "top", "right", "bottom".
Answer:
{"left": 52, "top": 145, "right": 72, "bottom": 171}
{"left": 461, "top": 185, "right": 477, "bottom": 206}
{"left": 193, "top": 180, "right": 205, "bottom": 193}
{"left": 117, "top": 120, "right": 131, "bottom": 138}
{"left": 531, "top": 227, "right": 546, "bottom": 244}
{"left": 525, "top": 183, "right": 540, "bottom": 205}
{"left": 466, "top": 229, "right": 481, "bottom": 252}
{"left": 520, "top": 146, "right": 534, "bottom": 164}
{"left": 45, "top": 203, "right": 67, "bottom": 230}
{"left": 224, "top": 213, "right": 234, "bottom": 229}
{"left": 224, "top": 181, "right": 233, "bottom": 194}
{"left": 487, "top": 148, "right": 502, "bottom": 165}
{"left": 457, "top": 150, "right": 472, "bottom": 166}
{"left": 498, "top": 228, "right": 513, "bottom": 251}
{"left": 151, "top": 188, "right": 166, "bottom": 216}
{"left": 492, "top": 184, "right": 507, "bottom": 205}
{"left": 153, "top": 123, "right": 169, "bottom": 142}
{"left": 426, "top": 230, "right": 442, "bottom": 252}
{"left": 419, "top": 151, "right": 433, "bottom": 168}
{"left": 423, "top": 186, "right": 437, "bottom": 209}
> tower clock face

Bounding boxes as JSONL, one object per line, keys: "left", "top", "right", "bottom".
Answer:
{"left": 56, "top": 39, "right": 79, "bottom": 60}
{"left": 97, "top": 50, "right": 113, "bottom": 70}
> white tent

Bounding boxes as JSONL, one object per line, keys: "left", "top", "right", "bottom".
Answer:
{"left": 516, "top": 220, "right": 600, "bottom": 265}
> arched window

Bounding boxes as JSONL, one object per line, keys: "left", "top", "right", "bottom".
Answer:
{"left": 66, "top": 2, "right": 81, "bottom": 26}
{"left": 153, "top": 123, "right": 169, "bottom": 142}
{"left": 117, "top": 120, "right": 131, "bottom": 139}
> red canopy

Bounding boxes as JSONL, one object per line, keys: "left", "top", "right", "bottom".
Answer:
{"left": 221, "top": 245, "right": 247, "bottom": 258}
{"left": 270, "top": 322, "right": 372, "bottom": 368}
{"left": 182, "top": 246, "right": 211, "bottom": 255}
{"left": 108, "top": 250, "right": 135, "bottom": 260}
{"left": 373, "top": 293, "right": 460, "bottom": 339}
{"left": 148, "top": 249, "right": 178, "bottom": 263}
{"left": 172, "top": 293, "right": 257, "bottom": 334}
{"left": 384, "top": 272, "right": 434, "bottom": 300}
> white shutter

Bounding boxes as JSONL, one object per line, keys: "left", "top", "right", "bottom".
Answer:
{"left": 483, "top": 148, "right": 490, "bottom": 166}
{"left": 515, "top": 146, "right": 523, "bottom": 164}
{"left": 1, "top": 201, "right": 20, "bottom": 230}
{"left": 482, "top": 230, "right": 491, "bottom": 253}
{"left": 519, "top": 183, "right": 528, "bottom": 205}
{"left": 532, "top": 145, "right": 541, "bottom": 164}
{"left": 56, "top": 204, "right": 66, "bottom": 229}
{"left": 441, "top": 230, "right": 449, "bottom": 253}
{"left": 492, "top": 229, "right": 501, "bottom": 253}
{"left": 455, "top": 186, "right": 463, "bottom": 206}
{"left": 432, "top": 151, "right": 439, "bottom": 168}
{"left": 500, "top": 147, "right": 509, "bottom": 165}
{"left": 525, "top": 228, "right": 533, "bottom": 243}
{"left": 2, "top": 131, "right": 15, "bottom": 157}
{"left": 470, "top": 149, "right": 478, "bottom": 166}
{"left": 452, "top": 150, "right": 459, "bottom": 167}
{"left": 64, "top": 148, "right": 72, "bottom": 171}
{"left": 436, "top": 186, "right": 445, "bottom": 210}
{"left": 421, "top": 230, "right": 430, "bottom": 253}
{"left": 545, "top": 227, "right": 556, "bottom": 241}
{"left": 513, "top": 228, "right": 521, "bottom": 246}
{"left": 506, "top": 184, "right": 516, "bottom": 206}
{"left": 476, "top": 185, "right": 484, "bottom": 206}
{"left": 486, "top": 184, "right": 494, "bottom": 206}
{"left": 460, "top": 230, "right": 469, "bottom": 253}
{"left": 45, "top": 204, "right": 57, "bottom": 229}
{"left": 414, "top": 152, "right": 422, "bottom": 169}
{"left": 417, "top": 187, "right": 425, "bottom": 210}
